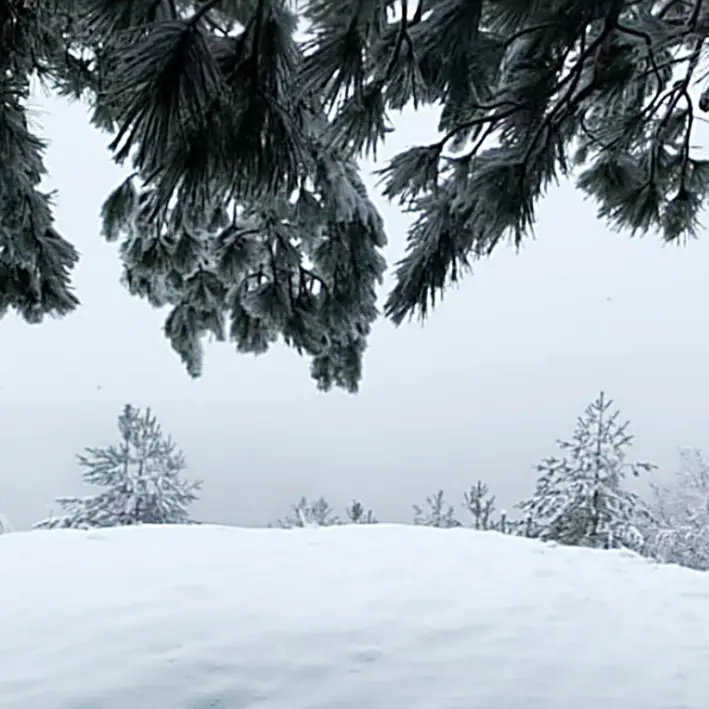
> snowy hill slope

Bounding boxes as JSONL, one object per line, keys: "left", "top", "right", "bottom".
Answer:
{"left": 1, "top": 524, "right": 708, "bottom": 709}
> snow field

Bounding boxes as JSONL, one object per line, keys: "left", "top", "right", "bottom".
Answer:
{"left": 1, "top": 523, "right": 708, "bottom": 708}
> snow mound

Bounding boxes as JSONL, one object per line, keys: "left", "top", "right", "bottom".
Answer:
{"left": 1, "top": 524, "right": 709, "bottom": 709}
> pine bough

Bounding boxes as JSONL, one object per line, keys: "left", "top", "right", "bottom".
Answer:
{"left": 2, "top": 0, "right": 708, "bottom": 390}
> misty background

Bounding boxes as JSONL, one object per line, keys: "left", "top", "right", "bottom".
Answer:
{"left": 2, "top": 93, "right": 708, "bottom": 530}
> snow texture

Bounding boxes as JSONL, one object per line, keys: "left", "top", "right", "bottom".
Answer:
{"left": 1, "top": 523, "right": 708, "bottom": 709}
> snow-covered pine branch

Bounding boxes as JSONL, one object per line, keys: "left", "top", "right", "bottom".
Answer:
{"left": 4, "top": 2, "right": 708, "bottom": 390}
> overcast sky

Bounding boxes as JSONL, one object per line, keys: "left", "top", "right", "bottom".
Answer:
{"left": 2, "top": 94, "right": 708, "bottom": 530}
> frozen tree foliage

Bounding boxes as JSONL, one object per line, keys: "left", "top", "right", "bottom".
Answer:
{"left": 1, "top": 0, "right": 386, "bottom": 392}
{"left": 645, "top": 449, "right": 709, "bottom": 570}
{"left": 345, "top": 499, "right": 377, "bottom": 523}
{"left": 461, "top": 482, "right": 528, "bottom": 535}
{"left": 496, "top": 509, "right": 511, "bottom": 535}
{"left": 34, "top": 404, "right": 202, "bottom": 529}
{"left": 0, "top": 511, "right": 12, "bottom": 534}
{"left": 413, "top": 489, "right": 461, "bottom": 528}
{"left": 479, "top": 508, "right": 529, "bottom": 536}
{"left": 463, "top": 481, "right": 496, "bottom": 530}
{"left": 518, "top": 391, "right": 654, "bottom": 550}
{"left": 5, "top": 2, "right": 709, "bottom": 391}
{"left": 278, "top": 496, "right": 339, "bottom": 528}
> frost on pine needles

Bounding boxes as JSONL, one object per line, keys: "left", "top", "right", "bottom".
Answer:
{"left": 519, "top": 391, "right": 654, "bottom": 551}
{"left": 35, "top": 404, "right": 202, "bottom": 529}
{"left": 4, "top": 1, "right": 709, "bottom": 390}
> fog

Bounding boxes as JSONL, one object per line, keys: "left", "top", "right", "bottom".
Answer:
{"left": 1, "top": 96, "right": 707, "bottom": 530}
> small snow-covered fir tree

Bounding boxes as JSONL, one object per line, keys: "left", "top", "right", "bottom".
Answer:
{"left": 519, "top": 392, "right": 654, "bottom": 550}
{"left": 278, "top": 496, "right": 339, "bottom": 528}
{"left": 413, "top": 490, "right": 461, "bottom": 528}
{"left": 345, "top": 499, "right": 377, "bottom": 524}
{"left": 463, "top": 481, "right": 496, "bottom": 530}
{"left": 645, "top": 449, "right": 709, "bottom": 570}
{"left": 35, "top": 404, "right": 201, "bottom": 529}
{"left": 0, "top": 509, "right": 12, "bottom": 534}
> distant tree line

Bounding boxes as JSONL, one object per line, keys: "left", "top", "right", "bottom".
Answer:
{"left": 274, "top": 392, "right": 709, "bottom": 573}
{"left": 3, "top": 392, "right": 709, "bottom": 574}
{"left": 276, "top": 497, "right": 377, "bottom": 528}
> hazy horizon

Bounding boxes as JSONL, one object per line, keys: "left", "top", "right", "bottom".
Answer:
{"left": 2, "top": 93, "right": 708, "bottom": 531}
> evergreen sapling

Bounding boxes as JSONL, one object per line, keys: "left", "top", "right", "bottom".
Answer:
{"left": 278, "top": 496, "right": 339, "bottom": 528}
{"left": 346, "top": 499, "right": 377, "bottom": 524}
{"left": 35, "top": 404, "right": 201, "bottom": 529}
{"left": 413, "top": 489, "right": 461, "bottom": 528}
{"left": 463, "top": 480, "right": 496, "bottom": 530}
{"left": 519, "top": 391, "right": 653, "bottom": 550}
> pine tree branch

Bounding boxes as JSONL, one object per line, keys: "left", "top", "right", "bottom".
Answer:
{"left": 384, "top": 0, "right": 407, "bottom": 81}
{"left": 614, "top": 21, "right": 665, "bottom": 87}
{"left": 689, "top": 0, "right": 704, "bottom": 28}
{"left": 438, "top": 8, "right": 622, "bottom": 161}
{"left": 504, "top": 22, "right": 565, "bottom": 49}
{"left": 189, "top": 0, "right": 224, "bottom": 26}
{"left": 656, "top": 36, "right": 704, "bottom": 185}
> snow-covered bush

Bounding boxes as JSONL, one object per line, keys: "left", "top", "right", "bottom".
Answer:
{"left": 644, "top": 449, "right": 709, "bottom": 571}
{"left": 413, "top": 490, "right": 461, "bottom": 528}
{"left": 278, "top": 497, "right": 339, "bottom": 528}
{"left": 345, "top": 500, "right": 377, "bottom": 524}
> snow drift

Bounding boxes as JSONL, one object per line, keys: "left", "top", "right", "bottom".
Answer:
{"left": 1, "top": 524, "right": 708, "bottom": 709}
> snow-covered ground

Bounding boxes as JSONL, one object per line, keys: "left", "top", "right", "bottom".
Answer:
{"left": 1, "top": 524, "right": 708, "bottom": 708}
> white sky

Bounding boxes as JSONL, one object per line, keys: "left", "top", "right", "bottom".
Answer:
{"left": 2, "top": 94, "right": 708, "bottom": 530}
